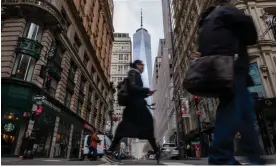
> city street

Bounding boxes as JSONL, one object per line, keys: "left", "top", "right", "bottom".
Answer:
{"left": 2, "top": 155, "right": 276, "bottom": 165}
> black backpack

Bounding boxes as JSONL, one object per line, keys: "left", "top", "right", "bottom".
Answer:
{"left": 117, "top": 78, "right": 129, "bottom": 106}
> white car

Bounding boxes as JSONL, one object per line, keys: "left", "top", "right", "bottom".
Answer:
{"left": 161, "top": 143, "right": 179, "bottom": 159}
{"left": 149, "top": 154, "right": 155, "bottom": 160}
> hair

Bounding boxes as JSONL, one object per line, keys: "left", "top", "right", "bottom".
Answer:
{"left": 199, "top": 6, "right": 216, "bottom": 27}
{"left": 129, "top": 60, "right": 143, "bottom": 69}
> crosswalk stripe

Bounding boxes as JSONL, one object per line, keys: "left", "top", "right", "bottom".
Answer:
{"left": 161, "top": 162, "right": 195, "bottom": 165}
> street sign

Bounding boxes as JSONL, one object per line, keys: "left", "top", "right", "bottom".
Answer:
{"left": 33, "top": 95, "right": 46, "bottom": 101}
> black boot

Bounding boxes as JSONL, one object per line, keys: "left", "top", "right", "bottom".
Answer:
{"left": 155, "top": 149, "right": 161, "bottom": 164}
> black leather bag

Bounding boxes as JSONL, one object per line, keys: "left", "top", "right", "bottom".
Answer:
{"left": 183, "top": 55, "right": 234, "bottom": 97}
{"left": 117, "top": 78, "right": 129, "bottom": 106}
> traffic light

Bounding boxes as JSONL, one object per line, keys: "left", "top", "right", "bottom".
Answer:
{"left": 45, "top": 77, "right": 52, "bottom": 89}
{"left": 36, "top": 105, "right": 43, "bottom": 116}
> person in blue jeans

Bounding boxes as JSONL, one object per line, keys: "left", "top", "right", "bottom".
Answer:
{"left": 197, "top": 0, "right": 266, "bottom": 164}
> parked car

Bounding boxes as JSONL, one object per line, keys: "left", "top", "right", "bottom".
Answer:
{"left": 161, "top": 143, "right": 179, "bottom": 159}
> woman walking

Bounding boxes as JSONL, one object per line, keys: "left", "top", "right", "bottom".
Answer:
{"left": 106, "top": 60, "right": 160, "bottom": 163}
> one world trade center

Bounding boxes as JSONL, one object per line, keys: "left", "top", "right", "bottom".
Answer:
{"left": 133, "top": 9, "right": 153, "bottom": 92}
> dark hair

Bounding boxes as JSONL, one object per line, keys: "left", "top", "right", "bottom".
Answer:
{"left": 199, "top": 6, "right": 216, "bottom": 27}
{"left": 130, "top": 60, "right": 143, "bottom": 69}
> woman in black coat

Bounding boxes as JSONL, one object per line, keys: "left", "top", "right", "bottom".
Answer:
{"left": 107, "top": 60, "right": 160, "bottom": 162}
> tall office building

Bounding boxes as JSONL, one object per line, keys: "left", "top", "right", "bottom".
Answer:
{"left": 133, "top": 9, "right": 153, "bottom": 89}
{"left": 110, "top": 33, "right": 132, "bottom": 150}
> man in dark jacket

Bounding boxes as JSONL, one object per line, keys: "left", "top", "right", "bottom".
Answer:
{"left": 105, "top": 60, "right": 160, "bottom": 163}
{"left": 198, "top": 0, "right": 265, "bottom": 164}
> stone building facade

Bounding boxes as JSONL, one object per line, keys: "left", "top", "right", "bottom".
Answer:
{"left": 109, "top": 33, "right": 132, "bottom": 152}
{"left": 171, "top": 0, "right": 276, "bottom": 155}
{"left": 110, "top": 33, "right": 132, "bottom": 136}
{"left": 1, "top": 0, "right": 114, "bottom": 158}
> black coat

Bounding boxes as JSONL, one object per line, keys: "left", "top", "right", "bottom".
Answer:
{"left": 114, "top": 69, "right": 154, "bottom": 139}
{"left": 198, "top": 6, "right": 257, "bottom": 86}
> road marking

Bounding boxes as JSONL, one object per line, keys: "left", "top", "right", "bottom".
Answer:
{"left": 41, "top": 160, "right": 62, "bottom": 162}
{"left": 162, "top": 162, "right": 195, "bottom": 165}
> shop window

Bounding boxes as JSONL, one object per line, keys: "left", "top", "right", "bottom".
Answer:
{"left": 77, "top": 100, "right": 83, "bottom": 116}
{"left": 55, "top": 120, "right": 70, "bottom": 158}
{"left": 64, "top": 90, "right": 72, "bottom": 108}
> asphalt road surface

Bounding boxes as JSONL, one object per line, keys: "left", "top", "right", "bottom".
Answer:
{"left": 2, "top": 155, "right": 276, "bottom": 165}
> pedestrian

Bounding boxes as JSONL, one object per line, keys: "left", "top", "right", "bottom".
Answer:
{"left": 105, "top": 60, "right": 160, "bottom": 163}
{"left": 60, "top": 139, "right": 67, "bottom": 158}
{"left": 197, "top": 0, "right": 266, "bottom": 164}
{"left": 89, "top": 131, "right": 100, "bottom": 160}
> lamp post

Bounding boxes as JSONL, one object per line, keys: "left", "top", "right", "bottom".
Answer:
{"left": 172, "top": 89, "right": 185, "bottom": 160}
{"left": 194, "top": 96, "right": 204, "bottom": 157}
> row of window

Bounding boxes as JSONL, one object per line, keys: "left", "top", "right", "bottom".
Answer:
{"left": 5, "top": 21, "right": 105, "bottom": 123}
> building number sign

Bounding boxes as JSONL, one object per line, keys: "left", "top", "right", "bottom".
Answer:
{"left": 4, "top": 123, "right": 15, "bottom": 132}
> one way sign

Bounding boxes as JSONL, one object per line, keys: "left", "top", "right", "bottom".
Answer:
{"left": 33, "top": 95, "right": 46, "bottom": 101}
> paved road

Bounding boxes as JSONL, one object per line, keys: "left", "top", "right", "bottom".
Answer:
{"left": 2, "top": 155, "right": 276, "bottom": 165}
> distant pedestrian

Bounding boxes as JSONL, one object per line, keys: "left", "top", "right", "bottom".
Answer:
{"left": 197, "top": 0, "right": 266, "bottom": 164}
{"left": 105, "top": 60, "right": 160, "bottom": 164}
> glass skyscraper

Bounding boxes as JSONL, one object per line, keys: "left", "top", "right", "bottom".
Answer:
{"left": 133, "top": 10, "right": 153, "bottom": 89}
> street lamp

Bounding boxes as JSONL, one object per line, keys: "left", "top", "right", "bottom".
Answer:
{"left": 172, "top": 89, "right": 186, "bottom": 160}
{"left": 194, "top": 96, "right": 204, "bottom": 157}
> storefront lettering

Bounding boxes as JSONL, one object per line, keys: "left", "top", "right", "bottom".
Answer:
{"left": 4, "top": 123, "right": 15, "bottom": 132}
{"left": 43, "top": 100, "right": 61, "bottom": 112}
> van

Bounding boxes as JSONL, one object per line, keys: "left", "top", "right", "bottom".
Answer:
{"left": 83, "top": 134, "right": 112, "bottom": 158}
{"left": 97, "top": 134, "right": 112, "bottom": 157}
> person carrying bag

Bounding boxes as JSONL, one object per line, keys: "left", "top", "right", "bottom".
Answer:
{"left": 183, "top": 0, "right": 266, "bottom": 165}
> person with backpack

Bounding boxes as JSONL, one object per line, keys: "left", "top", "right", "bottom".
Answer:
{"left": 195, "top": 0, "right": 266, "bottom": 164}
{"left": 105, "top": 60, "right": 160, "bottom": 163}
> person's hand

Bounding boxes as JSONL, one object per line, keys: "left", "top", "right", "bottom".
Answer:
{"left": 191, "top": 51, "right": 201, "bottom": 60}
{"left": 149, "top": 90, "right": 157, "bottom": 95}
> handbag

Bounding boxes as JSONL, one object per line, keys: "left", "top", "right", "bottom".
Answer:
{"left": 183, "top": 55, "right": 234, "bottom": 97}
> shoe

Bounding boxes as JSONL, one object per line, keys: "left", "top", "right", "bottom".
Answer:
{"left": 155, "top": 150, "right": 161, "bottom": 164}
{"left": 103, "top": 151, "right": 120, "bottom": 163}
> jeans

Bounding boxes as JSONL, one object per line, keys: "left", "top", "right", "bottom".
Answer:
{"left": 89, "top": 147, "right": 97, "bottom": 158}
{"left": 208, "top": 70, "right": 263, "bottom": 165}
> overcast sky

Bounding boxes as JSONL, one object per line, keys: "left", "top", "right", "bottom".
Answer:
{"left": 113, "top": 0, "right": 164, "bottom": 66}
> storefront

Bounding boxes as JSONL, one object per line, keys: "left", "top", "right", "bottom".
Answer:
{"left": 32, "top": 110, "right": 56, "bottom": 158}
{"left": 1, "top": 78, "right": 40, "bottom": 157}
{"left": 256, "top": 97, "right": 276, "bottom": 155}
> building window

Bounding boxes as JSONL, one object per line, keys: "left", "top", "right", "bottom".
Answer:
{"left": 11, "top": 23, "right": 41, "bottom": 81}
{"left": 83, "top": 53, "right": 89, "bottom": 67}
{"left": 77, "top": 100, "right": 82, "bottom": 116}
{"left": 123, "top": 54, "right": 128, "bottom": 61}
{"left": 119, "top": 54, "right": 123, "bottom": 60}
{"left": 46, "top": 75, "right": 58, "bottom": 97}
{"left": 12, "top": 54, "right": 36, "bottom": 81}
{"left": 74, "top": 35, "right": 81, "bottom": 51}
{"left": 64, "top": 91, "right": 72, "bottom": 108}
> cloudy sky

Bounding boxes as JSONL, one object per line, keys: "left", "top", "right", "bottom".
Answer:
{"left": 113, "top": 0, "right": 164, "bottom": 65}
